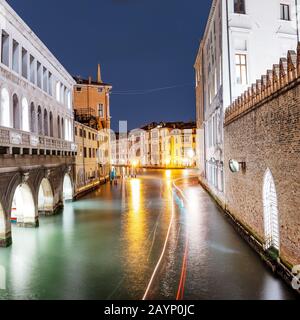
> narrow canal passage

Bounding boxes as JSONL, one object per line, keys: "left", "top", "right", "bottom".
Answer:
{"left": 0, "top": 170, "right": 297, "bottom": 300}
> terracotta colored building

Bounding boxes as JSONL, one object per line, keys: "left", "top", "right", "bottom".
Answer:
{"left": 73, "top": 64, "right": 112, "bottom": 131}
{"left": 73, "top": 65, "right": 112, "bottom": 178}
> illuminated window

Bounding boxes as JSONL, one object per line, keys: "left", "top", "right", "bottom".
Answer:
{"left": 235, "top": 54, "right": 248, "bottom": 85}
{"left": 234, "top": 0, "right": 246, "bottom": 14}
{"left": 280, "top": 4, "right": 290, "bottom": 20}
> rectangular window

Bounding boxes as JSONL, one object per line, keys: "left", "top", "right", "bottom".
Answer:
{"left": 74, "top": 127, "right": 77, "bottom": 136}
{"left": 234, "top": 0, "right": 246, "bottom": 14}
{"left": 280, "top": 4, "right": 290, "bottom": 20}
{"left": 12, "top": 40, "right": 19, "bottom": 73}
{"left": 98, "top": 104, "right": 104, "bottom": 118}
{"left": 1, "top": 31, "right": 10, "bottom": 67}
{"left": 43, "top": 67, "right": 48, "bottom": 92}
{"left": 76, "top": 87, "right": 82, "bottom": 92}
{"left": 84, "top": 147, "right": 87, "bottom": 158}
{"left": 235, "top": 53, "right": 248, "bottom": 85}
{"left": 48, "top": 72, "right": 52, "bottom": 96}
{"left": 37, "top": 61, "right": 42, "bottom": 88}
{"left": 30, "top": 55, "right": 35, "bottom": 84}
{"left": 22, "top": 48, "right": 28, "bottom": 78}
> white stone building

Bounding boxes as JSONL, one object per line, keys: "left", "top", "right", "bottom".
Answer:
{"left": 0, "top": 0, "right": 75, "bottom": 156}
{"left": 195, "top": 0, "right": 300, "bottom": 202}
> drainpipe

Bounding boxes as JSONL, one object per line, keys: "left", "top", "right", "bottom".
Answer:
{"left": 226, "top": 0, "right": 233, "bottom": 104}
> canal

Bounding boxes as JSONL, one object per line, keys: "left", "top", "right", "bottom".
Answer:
{"left": 0, "top": 169, "right": 297, "bottom": 300}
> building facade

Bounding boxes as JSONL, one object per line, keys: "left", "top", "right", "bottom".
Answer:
{"left": 0, "top": 0, "right": 76, "bottom": 246}
{"left": 195, "top": 0, "right": 300, "bottom": 203}
{"left": 73, "top": 65, "right": 112, "bottom": 177}
{"left": 224, "top": 47, "right": 300, "bottom": 277}
{"left": 111, "top": 122, "right": 197, "bottom": 169}
{"left": 74, "top": 122, "right": 107, "bottom": 198}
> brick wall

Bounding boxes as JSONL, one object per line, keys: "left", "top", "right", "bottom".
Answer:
{"left": 224, "top": 49, "right": 300, "bottom": 267}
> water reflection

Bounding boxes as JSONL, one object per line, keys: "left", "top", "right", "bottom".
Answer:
{"left": 130, "top": 179, "right": 141, "bottom": 214}
{"left": 122, "top": 178, "right": 148, "bottom": 295}
{"left": 0, "top": 170, "right": 297, "bottom": 300}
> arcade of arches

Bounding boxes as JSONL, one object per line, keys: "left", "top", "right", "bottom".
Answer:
{"left": 0, "top": 169, "right": 74, "bottom": 247}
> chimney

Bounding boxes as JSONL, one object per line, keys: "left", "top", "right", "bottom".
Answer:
{"left": 97, "top": 64, "right": 102, "bottom": 83}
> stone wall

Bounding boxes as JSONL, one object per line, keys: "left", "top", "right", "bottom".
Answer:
{"left": 224, "top": 47, "right": 300, "bottom": 268}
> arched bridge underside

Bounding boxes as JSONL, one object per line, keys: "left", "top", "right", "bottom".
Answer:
{"left": 0, "top": 155, "right": 74, "bottom": 247}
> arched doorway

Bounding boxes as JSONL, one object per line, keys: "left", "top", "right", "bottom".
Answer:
{"left": 263, "top": 169, "right": 280, "bottom": 252}
{"left": 13, "top": 94, "right": 20, "bottom": 130}
{"left": 63, "top": 174, "right": 73, "bottom": 201}
{"left": 0, "top": 88, "right": 10, "bottom": 127}
{"left": 38, "top": 178, "right": 54, "bottom": 214}
{"left": 11, "top": 183, "right": 37, "bottom": 227}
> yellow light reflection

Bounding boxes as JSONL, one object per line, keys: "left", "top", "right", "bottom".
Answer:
{"left": 165, "top": 170, "right": 172, "bottom": 179}
{"left": 123, "top": 178, "right": 147, "bottom": 285}
{"left": 130, "top": 179, "right": 141, "bottom": 214}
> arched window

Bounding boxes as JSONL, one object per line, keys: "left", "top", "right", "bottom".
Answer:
{"left": 0, "top": 88, "right": 10, "bottom": 127}
{"left": 37, "top": 106, "right": 42, "bottom": 135}
{"left": 49, "top": 112, "right": 54, "bottom": 137}
{"left": 30, "top": 103, "right": 36, "bottom": 133}
{"left": 65, "top": 118, "right": 70, "bottom": 141}
{"left": 43, "top": 109, "right": 48, "bottom": 136}
{"left": 263, "top": 169, "right": 280, "bottom": 251}
{"left": 61, "top": 118, "right": 64, "bottom": 140}
{"left": 13, "top": 94, "right": 20, "bottom": 130}
{"left": 57, "top": 115, "right": 61, "bottom": 139}
{"left": 21, "top": 97, "right": 29, "bottom": 132}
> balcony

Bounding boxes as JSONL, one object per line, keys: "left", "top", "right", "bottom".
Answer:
{"left": 0, "top": 126, "right": 76, "bottom": 155}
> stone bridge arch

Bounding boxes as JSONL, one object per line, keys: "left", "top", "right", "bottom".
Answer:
{"left": 0, "top": 163, "right": 75, "bottom": 248}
